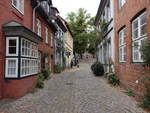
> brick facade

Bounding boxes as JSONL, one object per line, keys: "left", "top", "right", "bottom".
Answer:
{"left": 114, "top": 0, "right": 150, "bottom": 95}
{"left": 0, "top": 0, "right": 55, "bottom": 99}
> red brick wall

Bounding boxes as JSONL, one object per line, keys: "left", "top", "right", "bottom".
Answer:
{"left": 3, "top": 76, "right": 38, "bottom": 98}
{"left": 0, "top": 0, "right": 55, "bottom": 99}
{"left": 0, "top": 0, "right": 37, "bottom": 99}
{"left": 36, "top": 14, "right": 55, "bottom": 72}
{"left": 114, "top": 0, "right": 150, "bottom": 95}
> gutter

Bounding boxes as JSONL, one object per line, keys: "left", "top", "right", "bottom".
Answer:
{"left": 33, "top": 0, "right": 41, "bottom": 32}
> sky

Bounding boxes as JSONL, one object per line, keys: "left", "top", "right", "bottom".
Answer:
{"left": 53, "top": 0, "right": 100, "bottom": 19}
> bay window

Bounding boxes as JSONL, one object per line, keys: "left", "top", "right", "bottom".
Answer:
{"left": 119, "top": 28, "right": 126, "bottom": 62}
{"left": 12, "top": 0, "right": 24, "bottom": 14}
{"left": 6, "top": 37, "right": 39, "bottom": 78}
{"left": 132, "top": 12, "right": 147, "bottom": 62}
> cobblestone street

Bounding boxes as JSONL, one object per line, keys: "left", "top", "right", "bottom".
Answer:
{"left": 0, "top": 61, "right": 147, "bottom": 113}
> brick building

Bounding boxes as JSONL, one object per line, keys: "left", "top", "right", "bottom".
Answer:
{"left": 0, "top": 0, "right": 57, "bottom": 99}
{"left": 114, "top": 0, "right": 150, "bottom": 95}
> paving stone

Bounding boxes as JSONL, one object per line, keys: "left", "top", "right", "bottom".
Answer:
{"left": 0, "top": 62, "right": 147, "bottom": 113}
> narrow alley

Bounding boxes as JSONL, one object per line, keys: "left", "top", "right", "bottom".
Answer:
{"left": 0, "top": 61, "right": 146, "bottom": 113}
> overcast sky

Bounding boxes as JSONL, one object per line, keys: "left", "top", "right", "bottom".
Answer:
{"left": 53, "top": 0, "right": 100, "bottom": 19}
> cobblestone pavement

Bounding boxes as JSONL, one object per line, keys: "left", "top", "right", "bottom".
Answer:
{"left": 0, "top": 62, "right": 147, "bottom": 113}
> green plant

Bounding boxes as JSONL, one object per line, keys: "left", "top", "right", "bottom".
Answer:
{"left": 107, "top": 73, "right": 120, "bottom": 86}
{"left": 140, "top": 39, "right": 150, "bottom": 67}
{"left": 104, "top": 72, "right": 109, "bottom": 78}
{"left": 91, "top": 62, "right": 104, "bottom": 76}
{"left": 43, "top": 70, "right": 51, "bottom": 79}
{"left": 125, "top": 89, "right": 135, "bottom": 97}
{"left": 36, "top": 74, "right": 44, "bottom": 88}
{"left": 55, "top": 63, "right": 62, "bottom": 73}
{"left": 141, "top": 87, "right": 150, "bottom": 110}
{"left": 138, "top": 76, "right": 150, "bottom": 110}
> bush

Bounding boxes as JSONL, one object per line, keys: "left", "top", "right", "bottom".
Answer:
{"left": 107, "top": 73, "right": 120, "bottom": 86}
{"left": 55, "top": 63, "right": 62, "bottom": 73}
{"left": 43, "top": 70, "right": 51, "bottom": 79}
{"left": 91, "top": 62, "right": 104, "bottom": 76}
{"left": 36, "top": 74, "right": 44, "bottom": 88}
{"left": 141, "top": 87, "right": 150, "bottom": 109}
{"left": 140, "top": 39, "right": 150, "bottom": 66}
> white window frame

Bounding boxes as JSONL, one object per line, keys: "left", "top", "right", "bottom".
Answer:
{"left": 12, "top": 0, "right": 24, "bottom": 14}
{"left": 132, "top": 12, "right": 147, "bottom": 62}
{"left": 45, "top": 27, "right": 49, "bottom": 44}
{"left": 6, "top": 37, "right": 19, "bottom": 56}
{"left": 20, "top": 58, "right": 38, "bottom": 77}
{"left": 5, "top": 58, "right": 18, "bottom": 78}
{"left": 21, "top": 38, "right": 38, "bottom": 58}
{"left": 37, "top": 19, "right": 42, "bottom": 37}
{"left": 119, "top": 28, "right": 126, "bottom": 62}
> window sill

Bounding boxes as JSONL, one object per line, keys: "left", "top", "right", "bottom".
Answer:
{"left": 5, "top": 72, "right": 39, "bottom": 80}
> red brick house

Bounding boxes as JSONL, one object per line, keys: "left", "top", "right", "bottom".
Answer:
{"left": 0, "top": 0, "right": 57, "bottom": 99}
{"left": 114, "top": 0, "right": 150, "bottom": 95}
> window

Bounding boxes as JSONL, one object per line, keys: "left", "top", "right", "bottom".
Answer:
{"left": 119, "top": 28, "right": 126, "bottom": 62}
{"left": 51, "top": 33, "right": 53, "bottom": 47}
{"left": 21, "top": 59, "right": 38, "bottom": 77}
{"left": 5, "top": 58, "right": 18, "bottom": 78}
{"left": 21, "top": 39, "right": 38, "bottom": 58}
{"left": 119, "top": 0, "right": 126, "bottom": 9}
{"left": 132, "top": 12, "right": 147, "bottom": 62}
{"left": 6, "top": 37, "right": 18, "bottom": 56}
{"left": 45, "top": 27, "right": 48, "bottom": 44}
{"left": 12, "top": 0, "right": 24, "bottom": 14}
{"left": 21, "top": 38, "right": 39, "bottom": 77}
{"left": 37, "top": 19, "right": 41, "bottom": 37}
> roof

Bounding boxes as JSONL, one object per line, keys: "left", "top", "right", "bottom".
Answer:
{"left": 58, "top": 16, "right": 73, "bottom": 37}
{"left": 2, "top": 21, "right": 43, "bottom": 43}
{"left": 94, "top": 0, "right": 108, "bottom": 25}
{"left": 56, "top": 16, "right": 67, "bottom": 32}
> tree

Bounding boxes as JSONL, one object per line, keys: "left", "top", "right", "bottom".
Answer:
{"left": 66, "top": 8, "right": 92, "bottom": 58}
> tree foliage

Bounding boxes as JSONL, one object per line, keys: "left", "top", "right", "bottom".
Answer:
{"left": 66, "top": 8, "right": 97, "bottom": 56}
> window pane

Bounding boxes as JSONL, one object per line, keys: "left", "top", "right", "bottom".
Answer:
{"left": 133, "top": 41, "right": 139, "bottom": 61}
{"left": 133, "top": 29, "right": 138, "bottom": 39}
{"left": 119, "top": 48, "right": 123, "bottom": 61}
{"left": 9, "top": 39, "right": 16, "bottom": 46}
{"left": 133, "top": 20, "right": 138, "bottom": 30}
{"left": 12, "top": 0, "right": 17, "bottom": 7}
{"left": 7, "top": 60, "right": 16, "bottom": 76}
{"left": 19, "top": 0, "right": 24, "bottom": 12}
{"left": 140, "top": 24, "right": 146, "bottom": 36}
{"left": 140, "top": 14, "right": 146, "bottom": 25}
{"left": 9, "top": 47, "right": 16, "bottom": 54}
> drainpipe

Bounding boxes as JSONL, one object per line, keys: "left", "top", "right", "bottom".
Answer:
{"left": 33, "top": 0, "right": 41, "bottom": 32}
